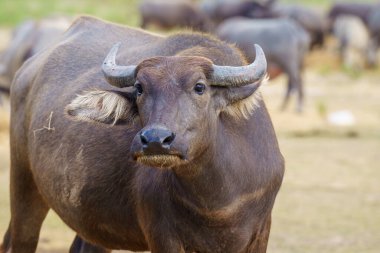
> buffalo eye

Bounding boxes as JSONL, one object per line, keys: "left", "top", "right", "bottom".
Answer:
{"left": 134, "top": 82, "right": 143, "bottom": 96}
{"left": 194, "top": 82, "right": 206, "bottom": 95}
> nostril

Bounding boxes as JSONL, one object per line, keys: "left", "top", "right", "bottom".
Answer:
{"left": 139, "top": 128, "right": 175, "bottom": 149}
{"left": 163, "top": 132, "right": 175, "bottom": 146}
{"left": 140, "top": 133, "right": 149, "bottom": 146}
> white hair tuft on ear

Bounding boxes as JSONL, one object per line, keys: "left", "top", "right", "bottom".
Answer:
{"left": 66, "top": 90, "right": 134, "bottom": 124}
{"left": 223, "top": 75, "right": 268, "bottom": 119}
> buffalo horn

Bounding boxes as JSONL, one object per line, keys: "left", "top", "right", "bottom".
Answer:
{"left": 102, "top": 42, "right": 136, "bottom": 88}
{"left": 210, "top": 44, "right": 267, "bottom": 87}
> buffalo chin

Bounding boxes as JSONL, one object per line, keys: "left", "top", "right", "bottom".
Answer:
{"left": 136, "top": 155, "right": 186, "bottom": 169}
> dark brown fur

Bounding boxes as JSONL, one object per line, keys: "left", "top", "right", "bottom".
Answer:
{"left": 1, "top": 16, "right": 284, "bottom": 253}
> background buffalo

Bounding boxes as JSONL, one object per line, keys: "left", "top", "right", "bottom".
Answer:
{"left": 139, "top": 0, "right": 212, "bottom": 31}
{"left": 0, "top": 16, "right": 72, "bottom": 94}
{"left": 274, "top": 4, "right": 326, "bottom": 49}
{"left": 217, "top": 17, "right": 310, "bottom": 112}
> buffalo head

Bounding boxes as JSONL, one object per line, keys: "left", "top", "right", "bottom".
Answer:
{"left": 67, "top": 42, "right": 267, "bottom": 170}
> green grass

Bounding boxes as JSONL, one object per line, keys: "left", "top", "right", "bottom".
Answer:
{"left": 0, "top": 0, "right": 380, "bottom": 28}
{"left": 0, "top": 0, "right": 140, "bottom": 27}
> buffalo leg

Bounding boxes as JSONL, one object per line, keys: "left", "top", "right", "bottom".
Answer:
{"left": 4, "top": 160, "right": 49, "bottom": 253}
{"left": 69, "top": 235, "right": 111, "bottom": 253}
{"left": 0, "top": 223, "right": 11, "bottom": 253}
{"left": 281, "top": 77, "right": 294, "bottom": 111}
{"left": 279, "top": 61, "right": 296, "bottom": 111}
{"left": 281, "top": 62, "right": 303, "bottom": 112}
{"left": 367, "top": 38, "right": 379, "bottom": 67}
{"left": 296, "top": 74, "right": 304, "bottom": 113}
{"left": 143, "top": 223, "right": 185, "bottom": 253}
{"left": 246, "top": 215, "right": 272, "bottom": 253}
{"left": 148, "top": 241, "right": 185, "bottom": 253}
{"left": 140, "top": 18, "right": 148, "bottom": 29}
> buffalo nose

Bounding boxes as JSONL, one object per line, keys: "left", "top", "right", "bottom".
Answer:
{"left": 140, "top": 127, "right": 176, "bottom": 149}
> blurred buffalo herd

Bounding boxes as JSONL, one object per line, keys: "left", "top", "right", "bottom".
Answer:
{"left": 1, "top": 0, "right": 380, "bottom": 112}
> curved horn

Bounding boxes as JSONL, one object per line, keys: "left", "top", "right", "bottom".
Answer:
{"left": 210, "top": 44, "right": 267, "bottom": 87}
{"left": 102, "top": 42, "right": 136, "bottom": 88}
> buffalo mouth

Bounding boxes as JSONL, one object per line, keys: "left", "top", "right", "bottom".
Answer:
{"left": 134, "top": 153, "right": 186, "bottom": 168}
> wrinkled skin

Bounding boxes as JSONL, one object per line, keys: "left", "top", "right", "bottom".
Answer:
{"left": 217, "top": 17, "right": 310, "bottom": 112}
{"left": 1, "top": 16, "right": 284, "bottom": 253}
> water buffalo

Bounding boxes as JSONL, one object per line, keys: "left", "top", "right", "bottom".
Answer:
{"left": 139, "top": 0, "right": 212, "bottom": 32}
{"left": 367, "top": 7, "right": 380, "bottom": 66}
{"left": 0, "top": 16, "right": 72, "bottom": 95}
{"left": 275, "top": 5, "right": 326, "bottom": 49}
{"left": 333, "top": 15, "right": 370, "bottom": 69}
{"left": 1, "top": 16, "right": 284, "bottom": 253}
{"left": 217, "top": 17, "right": 310, "bottom": 112}
{"left": 201, "top": 0, "right": 277, "bottom": 24}
{"left": 327, "top": 2, "right": 378, "bottom": 31}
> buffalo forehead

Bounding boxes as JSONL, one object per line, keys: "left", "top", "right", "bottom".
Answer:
{"left": 136, "top": 56, "right": 212, "bottom": 87}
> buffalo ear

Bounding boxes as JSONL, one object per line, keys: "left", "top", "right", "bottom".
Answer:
{"left": 214, "top": 78, "right": 267, "bottom": 119}
{"left": 65, "top": 90, "right": 136, "bottom": 125}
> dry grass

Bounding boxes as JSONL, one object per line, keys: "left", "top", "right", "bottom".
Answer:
{"left": 268, "top": 137, "right": 380, "bottom": 253}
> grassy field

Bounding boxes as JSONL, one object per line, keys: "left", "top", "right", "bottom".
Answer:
{"left": 0, "top": 0, "right": 140, "bottom": 27}
{"left": 0, "top": 0, "right": 379, "bottom": 27}
{"left": 0, "top": 0, "right": 380, "bottom": 252}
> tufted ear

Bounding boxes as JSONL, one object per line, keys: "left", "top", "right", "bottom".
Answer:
{"left": 65, "top": 90, "right": 136, "bottom": 125}
{"left": 214, "top": 76, "right": 267, "bottom": 119}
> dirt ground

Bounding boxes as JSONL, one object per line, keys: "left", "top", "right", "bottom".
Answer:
{"left": 0, "top": 30, "right": 379, "bottom": 253}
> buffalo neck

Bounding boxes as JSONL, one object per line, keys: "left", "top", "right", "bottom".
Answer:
{"left": 170, "top": 110, "right": 266, "bottom": 213}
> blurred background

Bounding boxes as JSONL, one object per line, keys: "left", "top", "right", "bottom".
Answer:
{"left": 0, "top": 0, "right": 379, "bottom": 252}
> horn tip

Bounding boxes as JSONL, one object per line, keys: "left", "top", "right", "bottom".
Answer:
{"left": 111, "top": 42, "right": 122, "bottom": 52}
{"left": 253, "top": 44, "right": 267, "bottom": 73}
{"left": 253, "top": 44, "right": 264, "bottom": 56}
